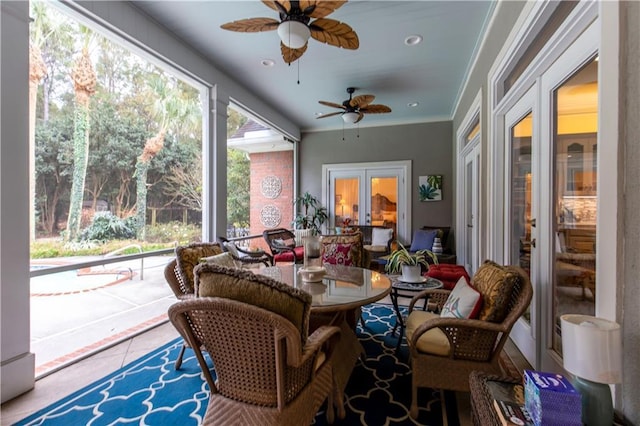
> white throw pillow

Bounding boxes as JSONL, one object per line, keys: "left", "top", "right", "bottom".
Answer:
{"left": 440, "top": 276, "right": 483, "bottom": 319}
{"left": 371, "top": 228, "right": 393, "bottom": 246}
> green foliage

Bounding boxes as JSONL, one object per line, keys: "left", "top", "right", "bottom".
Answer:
{"left": 79, "top": 211, "right": 136, "bottom": 242}
{"left": 227, "top": 148, "right": 250, "bottom": 227}
{"left": 384, "top": 243, "right": 438, "bottom": 274}
{"left": 30, "top": 236, "right": 177, "bottom": 259}
{"left": 66, "top": 104, "right": 91, "bottom": 241}
{"left": 143, "top": 221, "right": 201, "bottom": 244}
{"left": 293, "top": 192, "right": 328, "bottom": 235}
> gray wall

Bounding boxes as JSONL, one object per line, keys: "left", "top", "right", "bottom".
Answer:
{"left": 621, "top": 1, "right": 640, "bottom": 422}
{"left": 300, "top": 121, "right": 453, "bottom": 238}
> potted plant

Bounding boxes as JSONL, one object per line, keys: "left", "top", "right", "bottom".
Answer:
{"left": 293, "top": 192, "right": 328, "bottom": 236}
{"left": 384, "top": 243, "right": 438, "bottom": 282}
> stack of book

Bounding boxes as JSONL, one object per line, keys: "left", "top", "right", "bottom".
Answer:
{"left": 486, "top": 379, "right": 533, "bottom": 426}
{"left": 523, "top": 370, "right": 582, "bottom": 425}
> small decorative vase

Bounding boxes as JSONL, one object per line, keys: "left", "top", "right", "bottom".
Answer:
{"left": 432, "top": 237, "right": 443, "bottom": 254}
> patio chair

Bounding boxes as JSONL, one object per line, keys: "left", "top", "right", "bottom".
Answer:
{"left": 217, "top": 236, "right": 273, "bottom": 267}
{"left": 164, "top": 242, "right": 223, "bottom": 368}
{"left": 170, "top": 263, "right": 341, "bottom": 425}
{"left": 263, "top": 228, "right": 305, "bottom": 264}
{"left": 405, "top": 260, "right": 532, "bottom": 419}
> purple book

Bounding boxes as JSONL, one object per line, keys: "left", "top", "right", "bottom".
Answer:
{"left": 524, "top": 370, "right": 582, "bottom": 426}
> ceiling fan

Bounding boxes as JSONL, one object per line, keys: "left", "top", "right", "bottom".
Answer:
{"left": 317, "top": 87, "right": 392, "bottom": 124}
{"left": 220, "top": 1, "right": 359, "bottom": 64}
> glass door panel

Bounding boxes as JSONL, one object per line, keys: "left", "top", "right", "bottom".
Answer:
{"left": 334, "top": 177, "right": 360, "bottom": 229}
{"left": 369, "top": 176, "right": 398, "bottom": 236}
{"left": 510, "top": 112, "right": 533, "bottom": 322}
{"left": 552, "top": 58, "right": 598, "bottom": 355}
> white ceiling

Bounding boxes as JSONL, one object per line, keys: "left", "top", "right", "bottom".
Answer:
{"left": 131, "top": 1, "right": 495, "bottom": 133}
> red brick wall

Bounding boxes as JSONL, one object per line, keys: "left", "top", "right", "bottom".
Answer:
{"left": 250, "top": 150, "right": 294, "bottom": 251}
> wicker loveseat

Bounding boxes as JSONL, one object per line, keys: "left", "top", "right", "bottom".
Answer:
{"left": 405, "top": 261, "right": 532, "bottom": 419}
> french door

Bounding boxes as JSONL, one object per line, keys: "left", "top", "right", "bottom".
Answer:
{"left": 462, "top": 143, "right": 480, "bottom": 275}
{"left": 322, "top": 161, "right": 411, "bottom": 242}
{"left": 503, "top": 20, "right": 599, "bottom": 371}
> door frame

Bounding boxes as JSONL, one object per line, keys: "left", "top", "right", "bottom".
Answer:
{"left": 322, "top": 161, "right": 411, "bottom": 242}
{"left": 456, "top": 90, "right": 482, "bottom": 276}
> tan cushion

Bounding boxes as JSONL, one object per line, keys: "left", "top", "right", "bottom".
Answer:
{"left": 364, "top": 244, "right": 388, "bottom": 253}
{"left": 195, "top": 263, "right": 312, "bottom": 341}
{"left": 406, "top": 310, "right": 451, "bottom": 356}
{"left": 471, "top": 260, "right": 517, "bottom": 322}
{"left": 175, "top": 243, "right": 223, "bottom": 292}
{"left": 201, "top": 252, "right": 239, "bottom": 269}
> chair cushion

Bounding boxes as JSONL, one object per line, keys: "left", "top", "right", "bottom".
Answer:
{"left": 371, "top": 227, "right": 393, "bottom": 246}
{"left": 409, "top": 229, "right": 438, "bottom": 252}
{"left": 201, "top": 252, "right": 240, "bottom": 269}
{"left": 406, "top": 310, "right": 451, "bottom": 356}
{"left": 274, "top": 246, "right": 305, "bottom": 262}
{"left": 440, "top": 276, "right": 483, "bottom": 319}
{"left": 425, "top": 264, "right": 471, "bottom": 290}
{"left": 471, "top": 260, "right": 518, "bottom": 322}
{"left": 195, "top": 263, "right": 312, "bottom": 341}
{"left": 176, "top": 243, "right": 223, "bottom": 290}
{"left": 364, "top": 244, "right": 388, "bottom": 253}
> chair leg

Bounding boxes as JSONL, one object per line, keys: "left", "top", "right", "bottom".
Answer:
{"left": 175, "top": 342, "right": 186, "bottom": 370}
{"left": 325, "top": 386, "right": 335, "bottom": 424}
{"left": 410, "top": 378, "right": 419, "bottom": 419}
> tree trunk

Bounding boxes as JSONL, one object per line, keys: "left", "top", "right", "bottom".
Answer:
{"left": 135, "top": 131, "right": 165, "bottom": 240}
{"left": 66, "top": 47, "right": 96, "bottom": 241}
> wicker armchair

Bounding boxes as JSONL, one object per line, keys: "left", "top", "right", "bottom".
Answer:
{"left": 169, "top": 264, "right": 341, "bottom": 425}
{"left": 263, "top": 228, "right": 305, "bottom": 264}
{"left": 405, "top": 262, "right": 532, "bottom": 419}
{"left": 164, "top": 242, "right": 223, "bottom": 368}
{"left": 217, "top": 236, "right": 273, "bottom": 267}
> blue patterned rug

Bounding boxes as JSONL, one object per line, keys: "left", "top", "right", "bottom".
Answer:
{"left": 15, "top": 304, "right": 444, "bottom": 425}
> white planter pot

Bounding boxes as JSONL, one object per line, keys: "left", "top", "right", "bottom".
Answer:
{"left": 294, "top": 228, "right": 313, "bottom": 246}
{"left": 401, "top": 264, "right": 422, "bottom": 282}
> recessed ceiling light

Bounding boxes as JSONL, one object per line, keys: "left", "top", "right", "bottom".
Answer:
{"left": 407, "top": 102, "right": 419, "bottom": 108}
{"left": 404, "top": 35, "right": 423, "bottom": 46}
{"left": 261, "top": 59, "right": 275, "bottom": 67}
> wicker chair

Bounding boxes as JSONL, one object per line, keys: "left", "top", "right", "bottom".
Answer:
{"left": 263, "top": 228, "right": 305, "bottom": 264}
{"left": 169, "top": 264, "right": 341, "bottom": 425}
{"left": 405, "top": 261, "right": 533, "bottom": 419}
{"left": 164, "top": 242, "right": 223, "bottom": 368}
{"left": 217, "top": 236, "right": 273, "bottom": 267}
{"left": 351, "top": 225, "right": 394, "bottom": 267}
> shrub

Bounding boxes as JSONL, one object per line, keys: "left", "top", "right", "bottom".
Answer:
{"left": 79, "top": 212, "right": 136, "bottom": 242}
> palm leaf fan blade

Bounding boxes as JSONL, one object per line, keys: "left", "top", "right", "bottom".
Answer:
{"left": 221, "top": 18, "right": 279, "bottom": 32}
{"left": 281, "top": 42, "right": 307, "bottom": 64}
{"left": 318, "top": 100, "right": 345, "bottom": 109}
{"left": 316, "top": 111, "right": 344, "bottom": 119}
{"left": 261, "top": 1, "right": 291, "bottom": 13}
{"left": 354, "top": 112, "right": 365, "bottom": 123}
{"left": 360, "top": 104, "right": 392, "bottom": 114}
{"left": 350, "top": 94, "right": 374, "bottom": 108}
{"left": 309, "top": 18, "right": 359, "bottom": 49}
{"left": 302, "top": 1, "right": 348, "bottom": 18}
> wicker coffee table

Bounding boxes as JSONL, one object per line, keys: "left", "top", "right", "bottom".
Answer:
{"left": 469, "top": 371, "right": 523, "bottom": 426}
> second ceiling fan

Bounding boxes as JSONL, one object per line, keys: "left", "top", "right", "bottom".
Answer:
{"left": 317, "top": 87, "right": 392, "bottom": 124}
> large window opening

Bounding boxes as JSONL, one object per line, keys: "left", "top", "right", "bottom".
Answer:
{"left": 29, "top": 1, "right": 205, "bottom": 376}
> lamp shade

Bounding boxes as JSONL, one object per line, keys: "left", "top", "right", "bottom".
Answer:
{"left": 561, "top": 314, "right": 622, "bottom": 384}
{"left": 342, "top": 111, "right": 359, "bottom": 124}
{"left": 277, "top": 21, "right": 310, "bottom": 49}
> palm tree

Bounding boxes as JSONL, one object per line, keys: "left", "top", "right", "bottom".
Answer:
{"left": 66, "top": 30, "right": 97, "bottom": 241}
{"left": 134, "top": 74, "right": 200, "bottom": 240}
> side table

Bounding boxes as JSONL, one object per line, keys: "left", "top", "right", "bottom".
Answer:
{"left": 469, "top": 371, "right": 523, "bottom": 426}
{"left": 388, "top": 275, "right": 443, "bottom": 351}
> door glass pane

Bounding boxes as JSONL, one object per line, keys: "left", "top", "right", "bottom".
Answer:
{"left": 335, "top": 178, "right": 359, "bottom": 228}
{"left": 510, "top": 112, "right": 532, "bottom": 323}
{"left": 370, "top": 177, "right": 398, "bottom": 235}
{"left": 465, "top": 161, "right": 473, "bottom": 271}
{"left": 553, "top": 58, "right": 598, "bottom": 354}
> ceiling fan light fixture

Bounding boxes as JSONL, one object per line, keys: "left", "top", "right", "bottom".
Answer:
{"left": 277, "top": 20, "right": 310, "bottom": 49}
{"left": 342, "top": 111, "right": 359, "bottom": 124}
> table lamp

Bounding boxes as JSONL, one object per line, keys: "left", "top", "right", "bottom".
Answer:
{"left": 561, "top": 314, "right": 622, "bottom": 425}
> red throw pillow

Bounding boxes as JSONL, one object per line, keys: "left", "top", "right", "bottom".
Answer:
{"left": 322, "top": 243, "right": 354, "bottom": 266}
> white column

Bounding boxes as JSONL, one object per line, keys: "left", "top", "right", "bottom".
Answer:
{"left": 1, "top": 1, "right": 36, "bottom": 403}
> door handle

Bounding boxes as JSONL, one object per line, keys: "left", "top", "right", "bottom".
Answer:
{"left": 530, "top": 238, "right": 536, "bottom": 248}
{"left": 531, "top": 218, "right": 536, "bottom": 228}
{"left": 467, "top": 224, "right": 473, "bottom": 228}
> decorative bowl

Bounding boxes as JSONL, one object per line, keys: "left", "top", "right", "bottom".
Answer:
{"left": 297, "top": 266, "right": 327, "bottom": 283}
